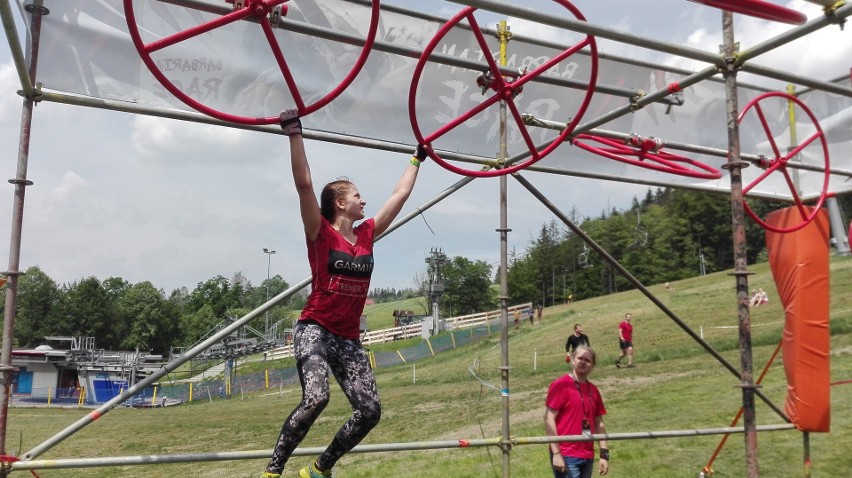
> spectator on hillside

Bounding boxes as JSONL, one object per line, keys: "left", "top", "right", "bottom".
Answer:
{"left": 749, "top": 288, "right": 769, "bottom": 307}
{"left": 537, "top": 305, "right": 543, "bottom": 324}
{"left": 260, "top": 110, "right": 426, "bottom": 478}
{"left": 615, "top": 313, "right": 634, "bottom": 369}
{"left": 756, "top": 288, "right": 768, "bottom": 306}
{"left": 528, "top": 307, "right": 536, "bottom": 325}
{"left": 514, "top": 308, "right": 521, "bottom": 330}
{"left": 565, "top": 324, "right": 591, "bottom": 363}
{"left": 545, "top": 345, "right": 610, "bottom": 478}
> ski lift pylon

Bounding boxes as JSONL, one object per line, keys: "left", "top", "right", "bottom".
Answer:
{"left": 630, "top": 209, "right": 649, "bottom": 248}
{"left": 577, "top": 243, "right": 593, "bottom": 269}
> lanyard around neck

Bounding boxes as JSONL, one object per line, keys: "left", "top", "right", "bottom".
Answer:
{"left": 571, "top": 373, "right": 591, "bottom": 419}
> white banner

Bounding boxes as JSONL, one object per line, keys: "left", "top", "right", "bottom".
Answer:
{"left": 26, "top": 0, "right": 852, "bottom": 197}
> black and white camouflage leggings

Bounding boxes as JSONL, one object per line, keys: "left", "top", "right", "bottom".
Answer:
{"left": 266, "top": 320, "right": 381, "bottom": 473}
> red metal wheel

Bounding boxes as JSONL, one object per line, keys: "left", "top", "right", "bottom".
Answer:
{"left": 687, "top": 0, "right": 807, "bottom": 25}
{"left": 409, "top": 2, "right": 598, "bottom": 178}
{"left": 738, "top": 92, "right": 831, "bottom": 233}
{"left": 572, "top": 134, "right": 722, "bottom": 180}
{"left": 124, "top": 0, "right": 380, "bottom": 124}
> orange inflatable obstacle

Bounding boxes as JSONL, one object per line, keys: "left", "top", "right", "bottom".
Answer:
{"left": 765, "top": 206, "right": 830, "bottom": 432}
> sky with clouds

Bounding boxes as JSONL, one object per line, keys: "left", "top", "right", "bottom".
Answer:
{"left": 0, "top": 0, "right": 849, "bottom": 296}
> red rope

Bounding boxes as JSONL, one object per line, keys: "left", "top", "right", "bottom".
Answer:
{"left": 701, "top": 340, "right": 783, "bottom": 472}
{"left": 0, "top": 454, "right": 40, "bottom": 477}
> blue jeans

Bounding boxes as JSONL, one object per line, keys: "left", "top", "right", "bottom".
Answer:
{"left": 552, "top": 456, "right": 594, "bottom": 478}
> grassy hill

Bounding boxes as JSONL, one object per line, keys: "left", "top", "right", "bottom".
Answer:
{"left": 9, "top": 257, "right": 852, "bottom": 477}
{"left": 362, "top": 296, "right": 430, "bottom": 330}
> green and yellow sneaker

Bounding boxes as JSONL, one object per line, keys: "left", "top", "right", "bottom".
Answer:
{"left": 298, "top": 461, "right": 333, "bottom": 478}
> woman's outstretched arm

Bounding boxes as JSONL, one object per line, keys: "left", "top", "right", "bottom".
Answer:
{"left": 281, "top": 109, "right": 321, "bottom": 241}
{"left": 373, "top": 145, "right": 428, "bottom": 237}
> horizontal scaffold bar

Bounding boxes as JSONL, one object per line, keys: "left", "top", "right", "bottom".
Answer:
{"left": 12, "top": 424, "right": 794, "bottom": 471}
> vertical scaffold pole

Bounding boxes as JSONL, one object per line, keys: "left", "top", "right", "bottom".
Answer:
{"left": 496, "top": 19, "right": 512, "bottom": 478}
{"left": 0, "top": 1, "right": 46, "bottom": 466}
{"left": 786, "top": 84, "right": 802, "bottom": 190}
{"left": 720, "top": 11, "right": 760, "bottom": 478}
{"left": 803, "top": 431, "right": 811, "bottom": 478}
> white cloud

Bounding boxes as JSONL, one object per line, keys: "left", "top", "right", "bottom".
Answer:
{"left": 687, "top": 28, "right": 708, "bottom": 46}
{"left": 0, "top": 62, "right": 21, "bottom": 126}
{"left": 48, "top": 171, "right": 90, "bottom": 202}
{"left": 656, "top": 1, "right": 847, "bottom": 84}
{"left": 130, "top": 115, "right": 257, "bottom": 164}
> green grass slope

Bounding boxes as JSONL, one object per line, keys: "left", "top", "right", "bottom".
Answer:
{"left": 362, "top": 296, "right": 429, "bottom": 330}
{"left": 9, "top": 257, "right": 852, "bottom": 477}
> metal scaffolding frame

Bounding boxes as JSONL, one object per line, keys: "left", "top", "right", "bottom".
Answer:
{"left": 10, "top": 424, "right": 796, "bottom": 472}
{"left": 1, "top": 0, "right": 850, "bottom": 476}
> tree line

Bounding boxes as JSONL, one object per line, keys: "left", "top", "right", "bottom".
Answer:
{"left": 505, "top": 187, "right": 850, "bottom": 307}
{"left": 424, "top": 187, "right": 790, "bottom": 315}
{"left": 3, "top": 270, "right": 292, "bottom": 354}
{"left": 369, "top": 287, "right": 418, "bottom": 303}
{"left": 4, "top": 188, "right": 848, "bottom": 353}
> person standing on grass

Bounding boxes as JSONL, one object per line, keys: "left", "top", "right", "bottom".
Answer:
{"left": 545, "top": 345, "right": 610, "bottom": 478}
{"left": 615, "top": 313, "right": 634, "bottom": 368}
{"left": 565, "top": 324, "right": 590, "bottom": 363}
{"left": 514, "top": 308, "right": 521, "bottom": 330}
{"left": 756, "top": 288, "right": 769, "bottom": 306}
{"left": 260, "top": 109, "right": 426, "bottom": 478}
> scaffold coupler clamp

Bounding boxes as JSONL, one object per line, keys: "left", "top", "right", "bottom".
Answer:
{"left": 269, "top": 4, "right": 287, "bottom": 28}
{"left": 17, "top": 81, "right": 44, "bottom": 103}
{"left": 0, "top": 453, "right": 19, "bottom": 477}
{"left": 500, "top": 435, "right": 516, "bottom": 451}
{"left": 476, "top": 70, "right": 494, "bottom": 95}
{"left": 824, "top": 1, "right": 847, "bottom": 30}
{"left": 665, "top": 83, "right": 685, "bottom": 114}
{"left": 718, "top": 42, "right": 742, "bottom": 74}
{"left": 508, "top": 67, "right": 528, "bottom": 98}
{"left": 629, "top": 89, "right": 646, "bottom": 111}
{"left": 627, "top": 133, "right": 663, "bottom": 153}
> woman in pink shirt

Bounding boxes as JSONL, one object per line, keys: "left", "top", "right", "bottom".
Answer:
{"left": 545, "top": 345, "right": 610, "bottom": 477}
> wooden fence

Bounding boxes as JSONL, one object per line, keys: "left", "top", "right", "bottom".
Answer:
{"left": 264, "top": 303, "right": 533, "bottom": 361}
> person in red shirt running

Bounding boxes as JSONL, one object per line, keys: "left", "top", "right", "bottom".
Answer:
{"left": 260, "top": 110, "right": 426, "bottom": 478}
{"left": 545, "top": 345, "right": 610, "bottom": 477}
{"left": 615, "top": 313, "right": 634, "bottom": 368}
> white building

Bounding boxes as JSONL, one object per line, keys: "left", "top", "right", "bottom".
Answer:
{"left": 12, "top": 337, "right": 163, "bottom": 405}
